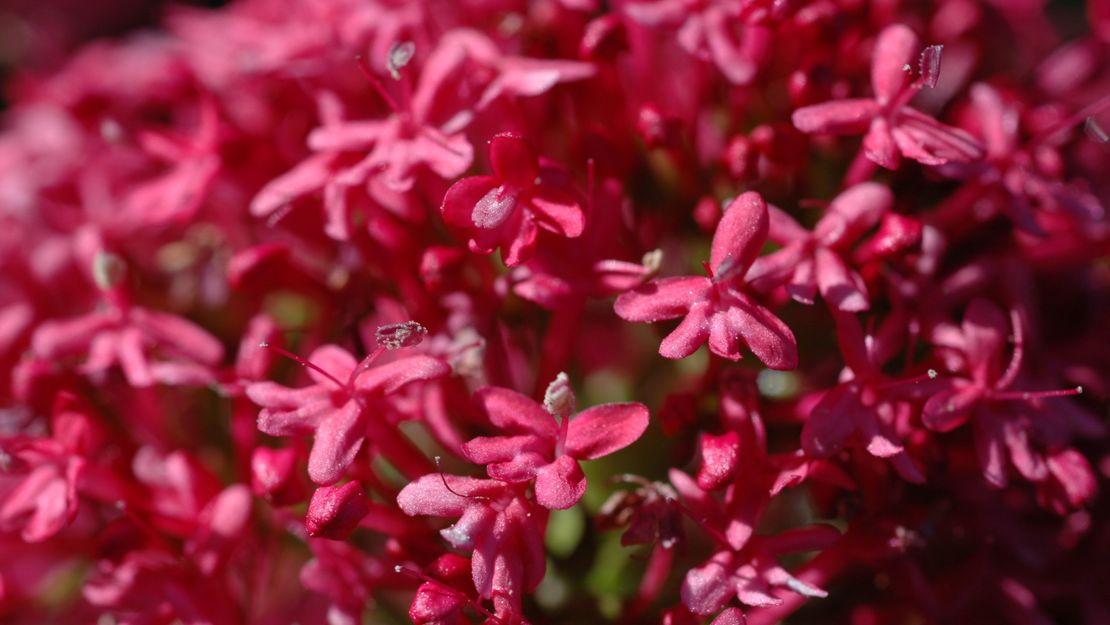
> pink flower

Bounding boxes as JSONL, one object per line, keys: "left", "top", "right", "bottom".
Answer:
{"left": 397, "top": 475, "right": 547, "bottom": 620}
{"left": 792, "top": 24, "right": 983, "bottom": 169}
{"left": 461, "top": 373, "right": 649, "bottom": 509}
{"left": 747, "top": 183, "right": 894, "bottom": 311}
{"left": 246, "top": 335, "right": 450, "bottom": 485}
{"left": 441, "top": 133, "right": 585, "bottom": 267}
{"left": 614, "top": 192, "right": 798, "bottom": 369}
{"left": 31, "top": 298, "right": 224, "bottom": 388}
{"left": 800, "top": 312, "right": 928, "bottom": 483}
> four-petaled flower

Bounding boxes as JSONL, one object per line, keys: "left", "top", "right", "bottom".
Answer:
{"left": 615, "top": 191, "right": 798, "bottom": 369}
{"left": 792, "top": 24, "right": 983, "bottom": 169}
{"left": 462, "top": 373, "right": 649, "bottom": 510}
{"left": 246, "top": 341, "right": 450, "bottom": 484}
{"left": 441, "top": 133, "right": 585, "bottom": 267}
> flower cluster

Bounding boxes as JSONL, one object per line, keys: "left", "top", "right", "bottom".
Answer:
{"left": 1, "top": 1, "right": 1109, "bottom": 624}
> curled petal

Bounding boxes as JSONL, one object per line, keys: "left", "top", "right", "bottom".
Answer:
{"left": 729, "top": 297, "right": 798, "bottom": 370}
{"left": 659, "top": 302, "right": 712, "bottom": 359}
{"left": 815, "top": 183, "right": 892, "bottom": 248}
{"left": 442, "top": 176, "right": 501, "bottom": 229}
{"left": 681, "top": 553, "right": 735, "bottom": 616}
{"left": 534, "top": 455, "right": 587, "bottom": 509}
{"left": 528, "top": 186, "right": 585, "bottom": 237}
{"left": 307, "top": 401, "right": 367, "bottom": 485}
{"left": 815, "top": 248, "right": 869, "bottom": 312}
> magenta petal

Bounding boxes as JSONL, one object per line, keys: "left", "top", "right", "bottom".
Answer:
{"left": 614, "top": 276, "right": 711, "bottom": 322}
{"left": 250, "top": 153, "right": 336, "bottom": 217}
{"left": 871, "top": 24, "right": 919, "bottom": 103}
{"left": 305, "top": 345, "right": 357, "bottom": 387}
{"left": 488, "top": 134, "right": 540, "bottom": 188}
{"left": 31, "top": 313, "right": 108, "bottom": 358}
{"left": 711, "top": 608, "right": 746, "bottom": 625}
{"left": 969, "top": 83, "right": 1017, "bottom": 157}
{"left": 922, "top": 385, "right": 979, "bottom": 432}
{"left": 681, "top": 553, "right": 735, "bottom": 615}
{"left": 534, "top": 455, "right": 586, "bottom": 509}
{"left": 528, "top": 186, "right": 585, "bottom": 237}
{"left": 475, "top": 386, "right": 558, "bottom": 437}
{"left": 397, "top": 474, "right": 502, "bottom": 517}
{"left": 132, "top": 309, "right": 225, "bottom": 365}
{"left": 355, "top": 355, "right": 451, "bottom": 395}
{"left": 696, "top": 431, "right": 740, "bottom": 491}
{"left": 660, "top": 301, "right": 712, "bottom": 359}
{"left": 307, "top": 401, "right": 366, "bottom": 485}
{"left": 815, "top": 182, "right": 892, "bottom": 248}
{"left": 710, "top": 191, "right": 769, "bottom": 276}
{"left": 864, "top": 117, "right": 900, "bottom": 169}
{"left": 961, "top": 298, "right": 1009, "bottom": 384}
{"left": 729, "top": 297, "right": 798, "bottom": 370}
{"left": 499, "top": 212, "right": 538, "bottom": 267}
{"left": 815, "top": 248, "right": 869, "bottom": 312}
{"left": 792, "top": 99, "right": 882, "bottom": 134}
{"left": 565, "top": 402, "right": 649, "bottom": 460}
{"left": 487, "top": 451, "right": 548, "bottom": 482}
{"left": 463, "top": 435, "right": 548, "bottom": 465}
{"left": 802, "top": 386, "right": 861, "bottom": 457}
{"left": 708, "top": 310, "right": 742, "bottom": 361}
{"left": 442, "top": 176, "right": 501, "bottom": 229}
{"left": 746, "top": 242, "right": 806, "bottom": 294}
{"left": 1046, "top": 449, "right": 1097, "bottom": 508}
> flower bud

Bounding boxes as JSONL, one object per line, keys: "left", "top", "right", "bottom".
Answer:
{"left": 305, "top": 481, "right": 370, "bottom": 539}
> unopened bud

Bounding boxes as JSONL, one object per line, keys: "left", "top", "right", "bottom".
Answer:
{"left": 376, "top": 321, "right": 428, "bottom": 350}
{"left": 543, "top": 372, "right": 576, "bottom": 419}
{"left": 305, "top": 481, "right": 370, "bottom": 540}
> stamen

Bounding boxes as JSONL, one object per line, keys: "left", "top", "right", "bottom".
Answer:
{"left": 991, "top": 386, "right": 1083, "bottom": 401}
{"left": 259, "top": 342, "right": 347, "bottom": 390}
{"left": 996, "top": 308, "right": 1024, "bottom": 390}
{"left": 376, "top": 321, "right": 428, "bottom": 350}
{"left": 701, "top": 260, "right": 715, "bottom": 279}
{"left": 434, "top": 456, "right": 490, "bottom": 502}
{"left": 874, "top": 369, "right": 938, "bottom": 391}
{"left": 354, "top": 55, "right": 404, "bottom": 115}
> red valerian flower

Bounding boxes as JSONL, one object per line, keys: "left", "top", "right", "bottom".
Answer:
{"left": 669, "top": 469, "right": 836, "bottom": 614}
{"left": 461, "top": 373, "right": 649, "bottom": 509}
{"left": 923, "top": 298, "right": 1100, "bottom": 503}
{"left": 747, "top": 183, "right": 894, "bottom": 311}
{"left": 246, "top": 324, "right": 450, "bottom": 484}
{"left": 440, "top": 133, "right": 585, "bottom": 267}
{"left": 792, "top": 24, "right": 983, "bottom": 170}
{"left": 800, "top": 312, "right": 929, "bottom": 483}
{"left": 614, "top": 192, "right": 798, "bottom": 369}
{"left": 30, "top": 255, "right": 224, "bottom": 388}
{"left": 397, "top": 475, "right": 547, "bottom": 622}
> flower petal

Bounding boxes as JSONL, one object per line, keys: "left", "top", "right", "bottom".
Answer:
{"left": 442, "top": 176, "right": 501, "bottom": 229}
{"left": 307, "top": 401, "right": 367, "bottom": 484}
{"left": 814, "top": 182, "right": 892, "bottom": 248}
{"left": 528, "top": 186, "right": 585, "bottom": 237}
{"left": 659, "top": 301, "right": 712, "bottom": 359}
{"left": 729, "top": 296, "right": 798, "bottom": 370}
{"left": 792, "top": 99, "right": 882, "bottom": 135}
{"left": 815, "top": 248, "right": 870, "bottom": 312}
{"left": 397, "top": 474, "right": 503, "bottom": 517}
{"left": 489, "top": 134, "right": 539, "bottom": 188}
{"left": 565, "top": 402, "right": 649, "bottom": 460}
{"left": 871, "top": 24, "right": 919, "bottom": 104}
{"left": 710, "top": 191, "right": 769, "bottom": 276}
{"left": 614, "top": 276, "right": 711, "bottom": 322}
{"left": 474, "top": 387, "right": 558, "bottom": 437}
{"left": 534, "top": 455, "right": 586, "bottom": 509}
{"left": 801, "top": 386, "right": 861, "bottom": 457}
{"left": 355, "top": 355, "right": 451, "bottom": 395}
